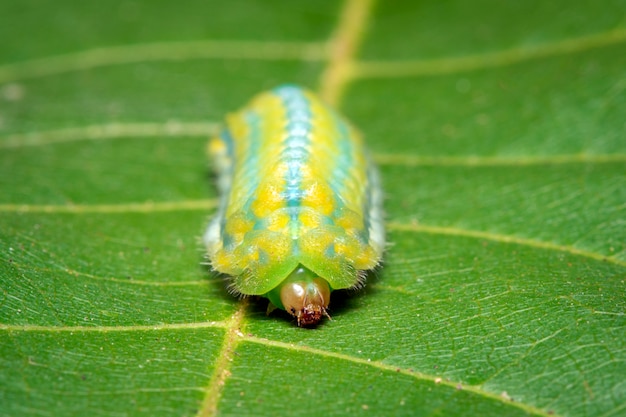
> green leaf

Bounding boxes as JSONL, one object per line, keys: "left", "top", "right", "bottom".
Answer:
{"left": 1, "top": 1, "right": 624, "bottom": 416}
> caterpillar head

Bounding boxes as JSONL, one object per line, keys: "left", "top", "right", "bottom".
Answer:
{"left": 280, "top": 276, "right": 331, "bottom": 327}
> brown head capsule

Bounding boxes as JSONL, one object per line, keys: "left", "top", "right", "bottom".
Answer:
{"left": 280, "top": 277, "right": 331, "bottom": 326}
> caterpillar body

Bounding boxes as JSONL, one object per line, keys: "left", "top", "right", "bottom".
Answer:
{"left": 204, "top": 85, "right": 384, "bottom": 326}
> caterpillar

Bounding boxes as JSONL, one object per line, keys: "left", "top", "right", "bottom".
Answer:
{"left": 204, "top": 85, "right": 384, "bottom": 326}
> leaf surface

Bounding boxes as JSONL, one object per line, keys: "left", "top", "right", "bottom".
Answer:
{"left": 1, "top": 1, "right": 624, "bottom": 416}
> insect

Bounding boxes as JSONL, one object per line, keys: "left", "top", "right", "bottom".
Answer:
{"left": 204, "top": 85, "right": 384, "bottom": 326}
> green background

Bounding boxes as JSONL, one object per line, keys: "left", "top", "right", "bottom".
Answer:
{"left": 1, "top": 1, "right": 624, "bottom": 416}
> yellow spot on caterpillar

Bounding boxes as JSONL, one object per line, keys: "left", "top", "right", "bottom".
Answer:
{"left": 212, "top": 250, "right": 240, "bottom": 275}
{"left": 335, "top": 237, "right": 358, "bottom": 261}
{"left": 225, "top": 213, "right": 254, "bottom": 245}
{"left": 226, "top": 113, "right": 249, "bottom": 141}
{"left": 354, "top": 246, "right": 378, "bottom": 270}
{"left": 208, "top": 136, "right": 226, "bottom": 157}
{"left": 251, "top": 182, "right": 284, "bottom": 217}
{"left": 265, "top": 211, "right": 290, "bottom": 231}
{"left": 235, "top": 233, "right": 293, "bottom": 268}
{"left": 301, "top": 182, "right": 334, "bottom": 215}
{"left": 225, "top": 213, "right": 254, "bottom": 234}
{"left": 299, "top": 208, "right": 323, "bottom": 230}
{"left": 300, "top": 229, "right": 335, "bottom": 255}
{"left": 336, "top": 209, "right": 364, "bottom": 230}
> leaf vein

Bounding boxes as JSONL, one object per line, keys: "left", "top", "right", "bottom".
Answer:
{"left": 318, "top": 0, "right": 376, "bottom": 105}
{"left": 0, "top": 321, "right": 227, "bottom": 332}
{"left": 196, "top": 301, "right": 247, "bottom": 417}
{"left": 0, "top": 122, "right": 218, "bottom": 149}
{"left": 353, "top": 28, "right": 626, "bottom": 79}
{"left": 0, "top": 199, "right": 218, "bottom": 214}
{"left": 243, "top": 335, "right": 561, "bottom": 417}
{"left": 387, "top": 222, "right": 626, "bottom": 267}
{"left": 0, "top": 40, "right": 328, "bottom": 83}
